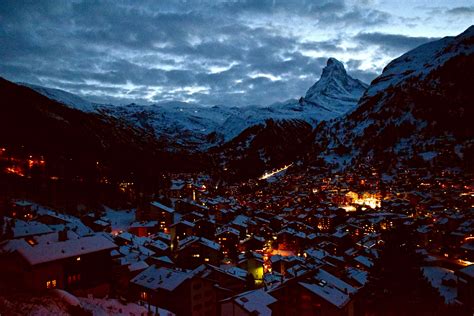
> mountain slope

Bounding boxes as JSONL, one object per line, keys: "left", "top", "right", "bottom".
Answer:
{"left": 314, "top": 25, "right": 474, "bottom": 172}
{"left": 20, "top": 83, "right": 98, "bottom": 113}
{"left": 212, "top": 119, "right": 314, "bottom": 181}
{"left": 24, "top": 58, "right": 367, "bottom": 151}
{"left": 0, "top": 78, "right": 207, "bottom": 184}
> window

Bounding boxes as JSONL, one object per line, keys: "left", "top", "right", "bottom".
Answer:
{"left": 26, "top": 238, "right": 37, "bottom": 246}
{"left": 46, "top": 279, "right": 57, "bottom": 289}
{"left": 67, "top": 274, "right": 81, "bottom": 285}
{"left": 140, "top": 291, "right": 148, "bottom": 301}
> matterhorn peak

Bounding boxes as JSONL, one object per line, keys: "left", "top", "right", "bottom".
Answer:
{"left": 322, "top": 57, "right": 347, "bottom": 77}
{"left": 303, "top": 58, "right": 368, "bottom": 115}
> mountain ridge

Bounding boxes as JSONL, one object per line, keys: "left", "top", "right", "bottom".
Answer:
{"left": 20, "top": 58, "right": 367, "bottom": 151}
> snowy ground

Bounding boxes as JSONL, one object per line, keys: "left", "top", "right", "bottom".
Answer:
{"left": 80, "top": 298, "right": 175, "bottom": 316}
{"left": 421, "top": 266, "right": 458, "bottom": 305}
{"left": 79, "top": 297, "right": 148, "bottom": 315}
{"left": 0, "top": 293, "right": 71, "bottom": 316}
{"left": 0, "top": 292, "right": 174, "bottom": 316}
{"left": 103, "top": 206, "right": 136, "bottom": 235}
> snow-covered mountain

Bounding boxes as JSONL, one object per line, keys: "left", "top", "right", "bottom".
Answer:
{"left": 20, "top": 83, "right": 97, "bottom": 113}
{"left": 21, "top": 58, "right": 367, "bottom": 151}
{"left": 304, "top": 57, "right": 368, "bottom": 115}
{"left": 314, "top": 25, "right": 474, "bottom": 172}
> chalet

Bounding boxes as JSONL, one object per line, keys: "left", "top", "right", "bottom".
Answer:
{"left": 176, "top": 236, "right": 222, "bottom": 269}
{"left": 216, "top": 226, "right": 240, "bottom": 258}
{"left": 270, "top": 268, "right": 356, "bottom": 316}
{"left": 220, "top": 288, "right": 277, "bottom": 316}
{"left": 270, "top": 255, "right": 305, "bottom": 275}
{"left": 150, "top": 201, "right": 175, "bottom": 231}
{"left": 194, "top": 264, "right": 248, "bottom": 300}
{"left": 130, "top": 265, "right": 217, "bottom": 316}
{"left": 456, "top": 264, "right": 474, "bottom": 309}
{"left": 231, "top": 215, "right": 257, "bottom": 238}
{"left": 169, "top": 179, "right": 186, "bottom": 198}
{"left": 240, "top": 235, "right": 265, "bottom": 252}
{"left": 170, "top": 220, "right": 196, "bottom": 246}
{"left": 237, "top": 252, "right": 264, "bottom": 284}
{"left": 4, "top": 218, "right": 53, "bottom": 239}
{"left": 460, "top": 239, "right": 474, "bottom": 262}
{"left": 194, "top": 217, "right": 216, "bottom": 240}
{"left": 0, "top": 231, "right": 117, "bottom": 296}
{"left": 10, "top": 200, "right": 35, "bottom": 220}
{"left": 129, "top": 221, "right": 159, "bottom": 237}
{"left": 175, "top": 199, "right": 209, "bottom": 216}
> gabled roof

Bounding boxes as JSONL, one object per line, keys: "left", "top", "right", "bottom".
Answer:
{"left": 226, "top": 288, "right": 277, "bottom": 316}
{"left": 131, "top": 265, "right": 191, "bottom": 291}
{"left": 17, "top": 234, "right": 117, "bottom": 265}
{"left": 150, "top": 201, "right": 175, "bottom": 213}
{"left": 299, "top": 281, "right": 350, "bottom": 309}
{"left": 10, "top": 219, "right": 54, "bottom": 238}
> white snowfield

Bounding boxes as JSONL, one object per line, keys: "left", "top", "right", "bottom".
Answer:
{"left": 364, "top": 25, "right": 474, "bottom": 100}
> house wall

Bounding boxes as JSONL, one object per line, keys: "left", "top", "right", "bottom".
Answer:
{"left": 271, "top": 282, "right": 353, "bottom": 316}
{"left": 220, "top": 301, "right": 249, "bottom": 316}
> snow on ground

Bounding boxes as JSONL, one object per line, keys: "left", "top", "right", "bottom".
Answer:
{"left": 421, "top": 266, "right": 457, "bottom": 305}
{"left": 0, "top": 292, "right": 174, "bottom": 316}
{"left": 79, "top": 297, "right": 174, "bottom": 316}
{"left": 103, "top": 206, "right": 136, "bottom": 235}
{"left": 0, "top": 294, "right": 71, "bottom": 316}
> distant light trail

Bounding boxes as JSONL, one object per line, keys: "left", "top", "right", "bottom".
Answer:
{"left": 259, "top": 163, "right": 293, "bottom": 180}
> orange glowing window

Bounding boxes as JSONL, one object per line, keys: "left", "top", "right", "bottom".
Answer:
{"left": 46, "top": 279, "right": 57, "bottom": 289}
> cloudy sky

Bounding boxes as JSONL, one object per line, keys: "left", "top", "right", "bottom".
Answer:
{"left": 0, "top": 0, "right": 473, "bottom": 106}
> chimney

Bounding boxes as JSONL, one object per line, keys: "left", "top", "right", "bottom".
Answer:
{"left": 58, "top": 227, "right": 68, "bottom": 241}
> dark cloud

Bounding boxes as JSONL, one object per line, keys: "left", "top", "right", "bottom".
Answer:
{"left": 446, "top": 6, "right": 474, "bottom": 15}
{"left": 0, "top": 0, "right": 466, "bottom": 106}
{"left": 354, "top": 32, "right": 440, "bottom": 53}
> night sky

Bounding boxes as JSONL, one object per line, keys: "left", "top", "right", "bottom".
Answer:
{"left": 0, "top": 0, "right": 473, "bottom": 106}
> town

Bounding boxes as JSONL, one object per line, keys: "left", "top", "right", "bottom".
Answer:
{"left": 0, "top": 144, "right": 473, "bottom": 316}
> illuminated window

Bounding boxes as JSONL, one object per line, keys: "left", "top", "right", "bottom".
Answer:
{"left": 27, "top": 238, "right": 37, "bottom": 246}
{"left": 76, "top": 257, "right": 81, "bottom": 261}
{"left": 46, "top": 279, "right": 57, "bottom": 289}
{"left": 192, "top": 254, "right": 200, "bottom": 258}
{"left": 140, "top": 291, "right": 148, "bottom": 300}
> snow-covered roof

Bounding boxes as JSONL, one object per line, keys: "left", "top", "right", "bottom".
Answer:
{"left": 422, "top": 266, "right": 457, "bottom": 305}
{"left": 150, "top": 201, "right": 175, "bottom": 213}
{"left": 459, "top": 264, "right": 474, "bottom": 279}
{"left": 17, "top": 234, "right": 117, "bottom": 265}
{"left": 216, "top": 226, "right": 240, "bottom": 237}
{"left": 131, "top": 265, "right": 191, "bottom": 291}
{"left": 346, "top": 267, "right": 368, "bottom": 286}
{"left": 354, "top": 255, "right": 374, "bottom": 268}
{"left": 178, "top": 236, "right": 220, "bottom": 251}
{"left": 299, "top": 281, "right": 350, "bottom": 309}
{"left": 10, "top": 219, "right": 54, "bottom": 238}
{"left": 128, "top": 261, "right": 149, "bottom": 272}
{"left": 130, "top": 221, "right": 158, "bottom": 228}
{"left": 232, "top": 289, "right": 277, "bottom": 316}
{"left": 314, "top": 269, "right": 357, "bottom": 295}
